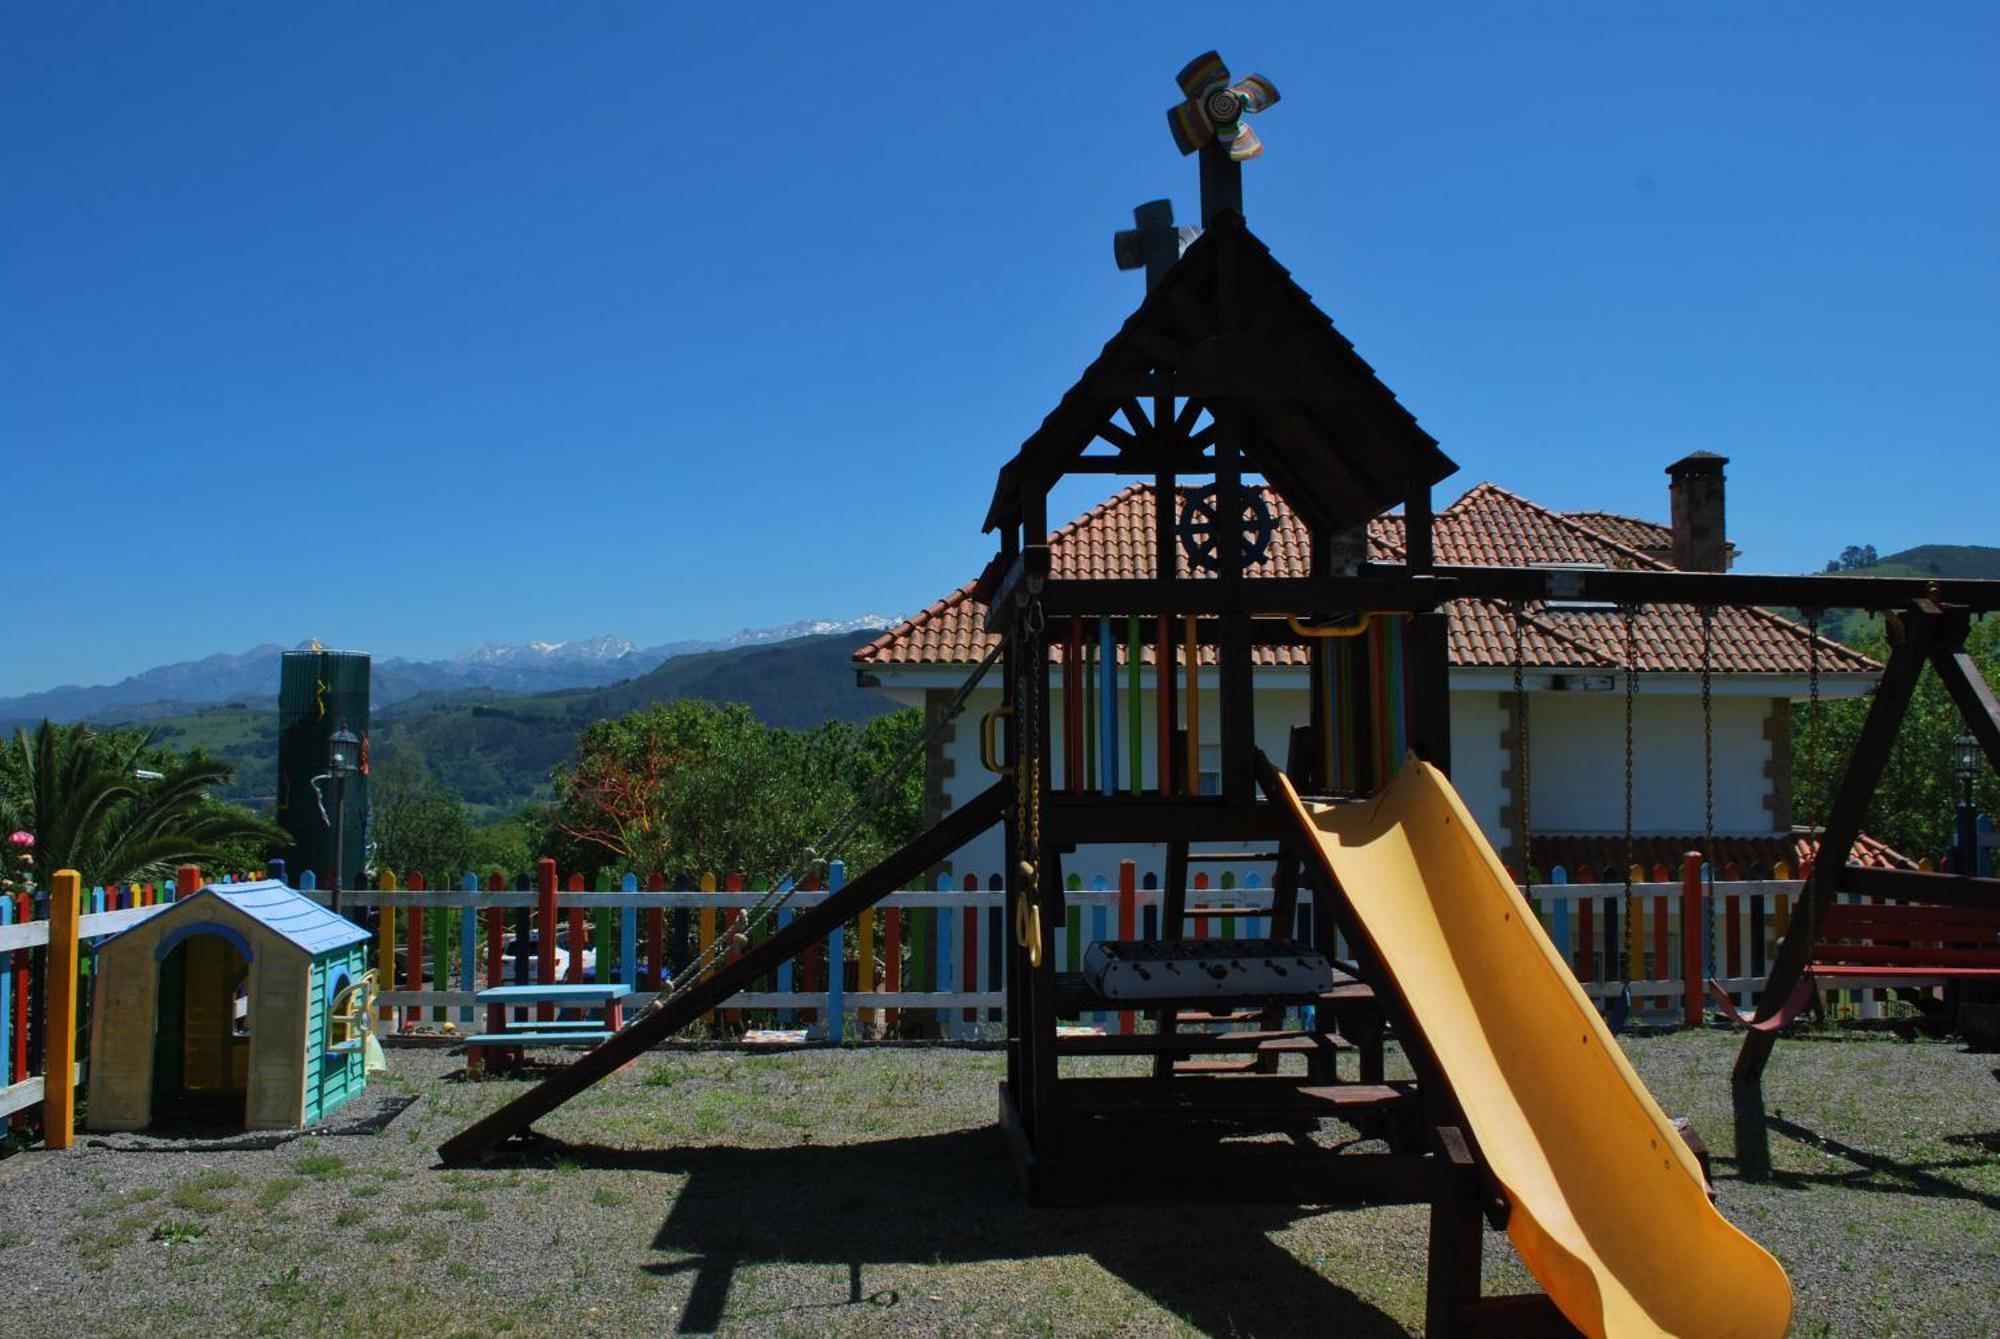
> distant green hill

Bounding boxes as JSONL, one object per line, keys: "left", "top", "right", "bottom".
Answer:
{"left": 1805, "top": 544, "right": 2000, "bottom": 647}
{"left": 112, "top": 631, "right": 895, "bottom": 820}
{"left": 1862, "top": 545, "right": 2000, "bottom": 581}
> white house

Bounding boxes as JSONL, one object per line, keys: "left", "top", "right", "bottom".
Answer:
{"left": 855, "top": 455, "right": 1887, "bottom": 885}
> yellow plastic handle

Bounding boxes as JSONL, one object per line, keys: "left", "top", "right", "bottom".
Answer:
{"left": 1288, "top": 614, "right": 1379, "bottom": 639}
{"left": 980, "top": 705, "right": 1015, "bottom": 776}
{"left": 1014, "top": 896, "right": 1043, "bottom": 968}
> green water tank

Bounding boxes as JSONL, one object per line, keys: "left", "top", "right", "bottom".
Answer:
{"left": 277, "top": 649, "right": 370, "bottom": 892}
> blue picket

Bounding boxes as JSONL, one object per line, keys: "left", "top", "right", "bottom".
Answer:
{"left": 620, "top": 872, "right": 640, "bottom": 1000}
{"left": 826, "top": 861, "right": 846, "bottom": 1044}
{"left": 459, "top": 874, "right": 479, "bottom": 1026}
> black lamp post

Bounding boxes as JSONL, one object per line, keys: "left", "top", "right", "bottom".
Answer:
{"left": 328, "top": 727, "right": 361, "bottom": 916}
{"left": 1952, "top": 732, "right": 1980, "bottom": 874}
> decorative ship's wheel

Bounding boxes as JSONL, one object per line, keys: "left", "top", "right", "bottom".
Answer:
{"left": 1177, "top": 485, "right": 1275, "bottom": 574}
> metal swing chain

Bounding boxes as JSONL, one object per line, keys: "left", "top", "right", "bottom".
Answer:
{"left": 1013, "top": 595, "right": 1047, "bottom": 967}
{"left": 1512, "top": 601, "right": 1533, "bottom": 889}
{"left": 1621, "top": 603, "right": 1640, "bottom": 985}
{"left": 1800, "top": 608, "right": 1827, "bottom": 944}
{"left": 1701, "top": 604, "right": 1716, "bottom": 873}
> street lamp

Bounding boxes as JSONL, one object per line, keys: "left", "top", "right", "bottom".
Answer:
{"left": 328, "top": 727, "right": 361, "bottom": 916}
{"left": 1952, "top": 732, "right": 1981, "bottom": 874}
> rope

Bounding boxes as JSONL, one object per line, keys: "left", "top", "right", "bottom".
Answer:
{"left": 645, "top": 637, "right": 1006, "bottom": 1011}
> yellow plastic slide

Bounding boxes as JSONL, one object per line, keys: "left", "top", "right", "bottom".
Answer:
{"left": 1272, "top": 760, "right": 1791, "bottom": 1339}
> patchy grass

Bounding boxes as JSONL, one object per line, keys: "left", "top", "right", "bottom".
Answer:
{"left": 254, "top": 1176, "right": 304, "bottom": 1210}
{"left": 148, "top": 1219, "right": 204, "bottom": 1246}
{"left": 3, "top": 1035, "right": 1995, "bottom": 1337}
{"left": 168, "top": 1170, "right": 241, "bottom": 1214}
{"left": 291, "top": 1152, "right": 345, "bottom": 1179}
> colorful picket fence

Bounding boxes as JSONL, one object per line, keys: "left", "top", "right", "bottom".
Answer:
{"left": 0, "top": 850, "right": 1951, "bottom": 1148}
{"left": 338, "top": 857, "right": 1851, "bottom": 1040}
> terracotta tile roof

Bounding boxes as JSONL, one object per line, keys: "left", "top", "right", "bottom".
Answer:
{"left": 855, "top": 482, "right": 1880, "bottom": 677}
{"left": 1527, "top": 832, "right": 1914, "bottom": 880}
{"left": 1562, "top": 508, "right": 1737, "bottom": 565}
{"left": 1563, "top": 510, "right": 1673, "bottom": 555}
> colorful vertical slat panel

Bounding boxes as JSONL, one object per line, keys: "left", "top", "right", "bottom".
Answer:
{"left": 935, "top": 874, "right": 955, "bottom": 1037}
{"left": 826, "top": 862, "right": 846, "bottom": 1044}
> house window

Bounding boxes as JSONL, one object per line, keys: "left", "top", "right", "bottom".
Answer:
{"left": 1199, "top": 743, "right": 1221, "bottom": 797}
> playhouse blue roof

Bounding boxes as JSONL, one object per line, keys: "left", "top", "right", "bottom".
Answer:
{"left": 192, "top": 880, "right": 371, "bottom": 957}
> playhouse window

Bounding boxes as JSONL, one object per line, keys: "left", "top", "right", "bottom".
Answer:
{"left": 231, "top": 975, "right": 251, "bottom": 1036}
{"left": 327, "top": 971, "right": 359, "bottom": 1053}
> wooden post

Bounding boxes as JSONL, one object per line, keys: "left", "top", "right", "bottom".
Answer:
{"left": 1682, "top": 853, "right": 1704, "bottom": 1027}
{"left": 43, "top": 869, "right": 80, "bottom": 1149}
{"left": 377, "top": 873, "right": 398, "bottom": 1029}
{"left": 645, "top": 874, "right": 666, "bottom": 991}
{"left": 401, "top": 872, "right": 422, "bottom": 1030}
{"left": 536, "top": 859, "right": 558, "bottom": 1022}
{"left": 486, "top": 873, "right": 506, "bottom": 1033}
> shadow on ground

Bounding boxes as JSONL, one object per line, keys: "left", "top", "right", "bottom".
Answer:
{"left": 1727, "top": 1080, "right": 2000, "bottom": 1210}
{"left": 501, "top": 1127, "right": 1411, "bottom": 1337}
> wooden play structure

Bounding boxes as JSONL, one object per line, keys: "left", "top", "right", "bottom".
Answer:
{"left": 89, "top": 873, "right": 374, "bottom": 1132}
{"left": 442, "top": 52, "right": 2000, "bottom": 1336}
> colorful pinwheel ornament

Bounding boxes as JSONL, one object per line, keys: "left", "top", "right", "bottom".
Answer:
{"left": 1167, "top": 51, "right": 1279, "bottom": 162}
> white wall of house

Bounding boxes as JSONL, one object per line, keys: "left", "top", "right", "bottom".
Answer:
{"left": 869, "top": 668, "right": 1850, "bottom": 888}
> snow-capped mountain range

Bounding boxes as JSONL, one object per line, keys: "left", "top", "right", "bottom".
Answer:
{"left": 0, "top": 616, "right": 901, "bottom": 724}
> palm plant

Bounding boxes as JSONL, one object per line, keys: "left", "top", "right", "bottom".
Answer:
{"left": 0, "top": 720, "right": 286, "bottom": 892}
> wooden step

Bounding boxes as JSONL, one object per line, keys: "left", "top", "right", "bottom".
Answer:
{"left": 1055, "top": 971, "right": 1378, "bottom": 1016}
{"left": 1055, "top": 1029, "right": 1356, "bottom": 1058}
{"left": 1182, "top": 906, "right": 1270, "bottom": 919}
{"left": 1058, "top": 1074, "right": 1418, "bottom": 1119}
{"left": 1169, "top": 1058, "right": 1261, "bottom": 1075}
{"left": 1175, "top": 1008, "right": 1263, "bottom": 1025}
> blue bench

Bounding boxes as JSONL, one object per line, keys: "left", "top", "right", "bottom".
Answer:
{"left": 464, "top": 982, "right": 631, "bottom": 1074}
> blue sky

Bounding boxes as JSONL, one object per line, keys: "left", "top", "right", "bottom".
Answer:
{"left": 3, "top": 4, "right": 1994, "bottom": 696}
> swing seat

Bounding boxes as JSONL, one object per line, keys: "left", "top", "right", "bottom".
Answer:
{"left": 1709, "top": 975, "right": 1816, "bottom": 1034}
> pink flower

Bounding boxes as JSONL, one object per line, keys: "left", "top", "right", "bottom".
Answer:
{"left": 6, "top": 831, "right": 31, "bottom": 848}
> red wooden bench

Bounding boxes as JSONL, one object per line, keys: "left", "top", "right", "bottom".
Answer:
{"left": 1713, "top": 901, "right": 2000, "bottom": 1031}
{"left": 1811, "top": 902, "right": 2000, "bottom": 987}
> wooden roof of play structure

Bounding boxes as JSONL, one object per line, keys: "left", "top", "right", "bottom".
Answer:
{"left": 984, "top": 213, "right": 1457, "bottom": 538}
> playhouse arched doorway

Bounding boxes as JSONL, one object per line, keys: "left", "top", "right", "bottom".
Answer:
{"left": 151, "top": 928, "right": 252, "bottom": 1126}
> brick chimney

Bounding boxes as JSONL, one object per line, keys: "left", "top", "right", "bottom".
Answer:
{"left": 1666, "top": 451, "right": 1729, "bottom": 572}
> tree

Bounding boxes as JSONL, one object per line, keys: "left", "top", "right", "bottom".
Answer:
{"left": 548, "top": 700, "right": 926, "bottom": 882}
{"left": 1793, "top": 616, "right": 2000, "bottom": 863}
{"left": 1823, "top": 544, "right": 1880, "bottom": 573}
{"left": 0, "top": 720, "right": 285, "bottom": 891}
{"left": 368, "top": 750, "right": 476, "bottom": 884}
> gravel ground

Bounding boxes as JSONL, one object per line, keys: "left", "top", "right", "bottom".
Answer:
{"left": 0, "top": 1029, "right": 1992, "bottom": 1338}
